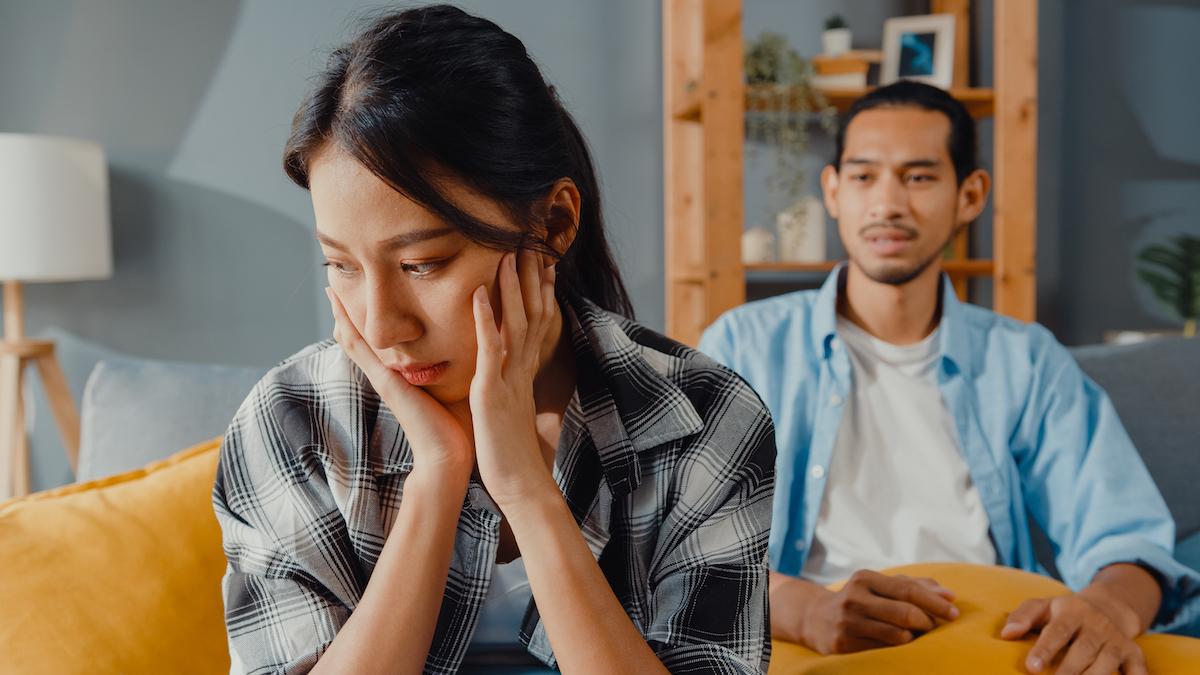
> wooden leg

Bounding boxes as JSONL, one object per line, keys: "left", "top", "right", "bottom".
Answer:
{"left": 35, "top": 353, "right": 81, "bottom": 473}
{"left": 11, "top": 363, "right": 29, "bottom": 497}
{"left": 0, "top": 354, "right": 22, "bottom": 501}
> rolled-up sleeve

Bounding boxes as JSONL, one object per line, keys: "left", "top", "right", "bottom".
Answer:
{"left": 1018, "top": 336, "right": 1200, "bottom": 632}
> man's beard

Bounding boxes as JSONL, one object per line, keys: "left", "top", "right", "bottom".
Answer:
{"left": 853, "top": 225, "right": 960, "bottom": 286}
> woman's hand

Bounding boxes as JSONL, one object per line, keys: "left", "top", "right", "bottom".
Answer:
{"left": 326, "top": 287, "right": 474, "bottom": 482}
{"left": 469, "top": 248, "right": 561, "bottom": 508}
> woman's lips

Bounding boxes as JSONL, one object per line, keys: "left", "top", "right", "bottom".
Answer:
{"left": 393, "top": 361, "right": 449, "bottom": 386}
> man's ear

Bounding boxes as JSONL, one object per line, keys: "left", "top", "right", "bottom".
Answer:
{"left": 543, "top": 178, "right": 580, "bottom": 262}
{"left": 956, "top": 168, "right": 991, "bottom": 225}
{"left": 820, "top": 164, "right": 841, "bottom": 219}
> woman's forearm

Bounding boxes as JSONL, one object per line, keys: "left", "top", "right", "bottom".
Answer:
{"left": 499, "top": 483, "right": 671, "bottom": 675}
{"left": 311, "top": 468, "right": 469, "bottom": 675}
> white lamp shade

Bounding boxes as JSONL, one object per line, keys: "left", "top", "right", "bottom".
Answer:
{"left": 0, "top": 134, "right": 113, "bottom": 282}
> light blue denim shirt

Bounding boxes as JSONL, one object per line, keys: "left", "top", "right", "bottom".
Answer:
{"left": 699, "top": 265, "right": 1200, "bottom": 631}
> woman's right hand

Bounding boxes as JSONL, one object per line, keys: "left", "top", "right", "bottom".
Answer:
{"left": 326, "top": 287, "right": 474, "bottom": 482}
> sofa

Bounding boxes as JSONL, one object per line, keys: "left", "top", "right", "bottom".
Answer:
{"left": 2, "top": 336, "right": 1199, "bottom": 673}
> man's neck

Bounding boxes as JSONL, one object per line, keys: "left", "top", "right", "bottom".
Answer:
{"left": 838, "top": 261, "right": 943, "bottom": 345}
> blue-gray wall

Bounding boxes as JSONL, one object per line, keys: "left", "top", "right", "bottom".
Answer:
{"left": 2, "top": 0, "right": 1197, "bottom": 491}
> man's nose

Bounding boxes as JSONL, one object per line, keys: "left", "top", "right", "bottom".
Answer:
{"left": 866, "top": 173, "right": 907, "bottom": 221}
{"left": 360, "top": 273, "right": 422, "bottom": 350}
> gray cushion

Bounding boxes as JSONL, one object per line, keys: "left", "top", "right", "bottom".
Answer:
{"left": 77, "top": 357, "right": 268, "bottom": 482}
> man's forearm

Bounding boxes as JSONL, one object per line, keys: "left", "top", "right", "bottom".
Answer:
{"left": 1079, "top": 563, "right": 1163, "bottom": 637}
{"left": 769, "top": 570, "right": 829, "bottom": 646}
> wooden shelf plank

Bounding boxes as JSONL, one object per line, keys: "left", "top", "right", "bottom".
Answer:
{"left": 673, "top": 81, "right": 703, "bottom": 121}
{"left": 745, "top": 85, "right": 995, "bottom": 120}
{"left": 745, "top": 259, "right": 995, "bottom": 276}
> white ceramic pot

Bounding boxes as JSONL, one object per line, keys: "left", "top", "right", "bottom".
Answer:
{"left": 822, "top": 28, "right": 852, "bottom": 58}
{"left": 741, "top": 227, "right": 775, "bottom": 264}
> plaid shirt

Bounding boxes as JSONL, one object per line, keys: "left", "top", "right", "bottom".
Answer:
{"left": 214, "top": 295, "right": 776, "bottom": 675}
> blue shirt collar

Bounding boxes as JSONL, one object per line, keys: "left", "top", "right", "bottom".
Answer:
{"left": 813, "top": 262, "right": 971, "bottom": 376}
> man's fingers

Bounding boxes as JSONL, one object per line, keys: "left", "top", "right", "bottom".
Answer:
{"left": 1115, "top": 647, "right": 1148, "bottom": 675}
{"left": 868, "top": 573, "right": 960, "bottom": 621}
{"left": 856, "top": 594, "right": 938, "bottom": 633}
{"left": 908, "top": 576, "right": 957, "bottom": 602}
{"left": 1002, "top": 598, "right": 1051, "bottom": 640}
{"left": 1025, "top": 613, "right": 1081, "bottom": 674}
{"left": 849, "top": 617, "right": 916, "bottom": 647}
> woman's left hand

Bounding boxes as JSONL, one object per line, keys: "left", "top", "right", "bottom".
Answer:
{"left": 469, "top": 248, "right": 561, "bottom": 508}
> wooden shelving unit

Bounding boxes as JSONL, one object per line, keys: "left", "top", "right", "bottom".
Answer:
{"left": 663, "top": 0, "right": 1038, "bottom": 347}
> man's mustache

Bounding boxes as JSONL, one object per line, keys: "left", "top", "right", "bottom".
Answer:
{"left": 858, "top": 222, "right": 919, "bottom": 238}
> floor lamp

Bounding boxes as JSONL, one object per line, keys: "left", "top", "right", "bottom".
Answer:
{"left": 0, "top": 134, "right": 112, "bottom": 500}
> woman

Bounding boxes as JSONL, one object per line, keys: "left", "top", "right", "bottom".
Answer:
{"left": 213, "top": 6, "right": 775, "bottom": 674}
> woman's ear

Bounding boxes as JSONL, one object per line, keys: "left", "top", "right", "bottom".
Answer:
{"left": 543, "top": 178, "right": 581, "bottom": 260}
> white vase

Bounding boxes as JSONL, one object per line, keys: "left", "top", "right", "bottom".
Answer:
{"left": 741, "top": 227, "right": 775, "bottom": 264}
{"left": 777, "top": 196, "right": 826, "bottom": 263}
{"left": 822, "top": 28, "right": 852, "bottom": 58}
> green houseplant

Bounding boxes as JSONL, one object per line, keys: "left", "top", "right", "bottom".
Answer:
{"left": 744, "top": 31, "right": 836, "bottom": 229}
{"left": 1137, "top": 233, "right": 1200, "bottom": 338}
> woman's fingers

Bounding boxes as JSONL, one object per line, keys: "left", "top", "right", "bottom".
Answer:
{"left": 517, "top": 247, "right": 544, "bottom": 335}
{"left": 473, "top": 285, "right": 503, "bottom": 381}
{"left": 498, "top": 252, "right": 528, "bottom": 358}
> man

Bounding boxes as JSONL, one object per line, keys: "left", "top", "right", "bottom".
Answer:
{"left": 700, "top": 82, "right": 1199, "bottom": 675}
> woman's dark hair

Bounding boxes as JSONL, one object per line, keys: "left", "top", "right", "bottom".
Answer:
{"left": 285, "top": 5, "right": 634, "bottom": 318}
{"left": 833, "top": 80, "right": 978, "bottom": 185}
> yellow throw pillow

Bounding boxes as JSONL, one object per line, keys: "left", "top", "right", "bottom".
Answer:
{"left": 769, "top": 562, "right": 1200, "bottom": 674}
{"left": 0, "top": 437, "right": 229, "bottom": 675}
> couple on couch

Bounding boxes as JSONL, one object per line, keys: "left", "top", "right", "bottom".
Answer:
{"left": 212, "top": 6, "right": 1199, "bottom": 675}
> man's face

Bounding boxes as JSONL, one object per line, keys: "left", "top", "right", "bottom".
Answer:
{"left": 822, "top": 106, "right": 976, "bottom": 286}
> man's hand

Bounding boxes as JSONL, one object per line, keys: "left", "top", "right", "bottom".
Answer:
{"left": 771, "top": 569, "right": 960, "bottom": 654}
{"left": 1000, "top": 563, "right": 1161, "bottom": 675}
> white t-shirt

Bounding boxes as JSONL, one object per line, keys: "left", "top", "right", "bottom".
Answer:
{"left": 801, "top": 317, "right": 997, "bottom": 586}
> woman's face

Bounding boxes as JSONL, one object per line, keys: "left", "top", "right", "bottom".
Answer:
{"left": 309, "top": 146, "right": 514, "bottom": 405}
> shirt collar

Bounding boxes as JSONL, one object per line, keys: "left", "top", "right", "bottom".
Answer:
{"left": 815, "top": 262, "right": 971, "bottom": 374}
{"left": 565, "top": 292, "right": 704, "bottom": 496}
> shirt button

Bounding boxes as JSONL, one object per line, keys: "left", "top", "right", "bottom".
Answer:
{"left": 794, "top": 539, "right": 806, "bottom": 551}
{"left": 829, "top": 394, "right": 843, "bottom": 406}
{"left": 810, "top": 465, "right": 826, "bottom": 479}
{"left": 831, "top": 338, "right": 842, "bottom": 351}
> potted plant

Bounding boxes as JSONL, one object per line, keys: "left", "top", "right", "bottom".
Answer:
{"left": 822, "top": 14, "right": 851, "bottom": 58}
{"left": 1137, "top": 233, "right": 1200, "bottom": 338}
{"left": 744, "top": 32, "right": 836, "bottom": 262}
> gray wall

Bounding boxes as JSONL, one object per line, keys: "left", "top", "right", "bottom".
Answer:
{"left": 0, "top": 0, "right": 663, "bottom": 491}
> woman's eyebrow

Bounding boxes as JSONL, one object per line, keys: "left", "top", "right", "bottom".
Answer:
{"left": 315, "top": 227, "right": 454, "bottom": 251}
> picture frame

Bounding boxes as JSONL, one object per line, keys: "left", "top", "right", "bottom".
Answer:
{"left": 881, "top": 13, "right": 957, "bottom": 90}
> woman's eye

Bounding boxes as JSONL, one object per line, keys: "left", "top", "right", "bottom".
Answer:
{"left": 400, "top": 261, "right": 444, "bottom": 277}
{"left": 322, "top": 261, "right": 358, "bottom": 277}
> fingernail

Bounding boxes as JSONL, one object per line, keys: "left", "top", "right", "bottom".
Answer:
{"left": 508, "top": 252, "right": 517, "bottom": 270}
{"left": 476, "top": 286, "right": 488, "bottom": 305}
{"left": 948, "top": 606, "right": 960, "bottom": 620}
{"left": 1027, "top": 656, "right": 1043, "bottom": 673}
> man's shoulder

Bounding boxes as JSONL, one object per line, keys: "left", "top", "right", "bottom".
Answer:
{"left": 704, "top": 289, "right": 825, "bottom": 347}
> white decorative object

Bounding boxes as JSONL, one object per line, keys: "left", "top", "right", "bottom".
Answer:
{"left": 777, "top": 197, "right": 827, "bottom": 263}
{"left": 741, "top": 227, "right": 775, "bottom": 265}
{"left": 822, "top": 28, "right": 852, "bottom": 58}
{"left": 881, "top": 14, "right": 957, "bottom": 90}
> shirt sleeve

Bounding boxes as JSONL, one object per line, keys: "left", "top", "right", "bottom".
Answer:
{"left": 1017, "top": 330, "right": 1200, "bottom": 632}
{"left": 212, "top": 382, "right": 352, "bottom": 675}
{"left": 644, "top": 370, "right": 777, "bottom": 674}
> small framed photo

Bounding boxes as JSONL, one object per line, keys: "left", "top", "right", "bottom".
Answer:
{"left": 881, "top": 13, "right": 957, "bottom": 90}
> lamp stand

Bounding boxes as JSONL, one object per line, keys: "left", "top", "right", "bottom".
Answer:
{"left": 0, "top": 281, "right": 81, "bottom": 500}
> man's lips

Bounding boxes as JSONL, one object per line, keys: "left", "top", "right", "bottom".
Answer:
{"left": 861, "top": 226, "right": 916, "bottom": 257}
{"left": 390, "top": 361, "right": 449, "bottom": 386}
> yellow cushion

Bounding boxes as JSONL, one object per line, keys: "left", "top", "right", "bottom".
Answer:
{"left": 0, "top": 437, "right": 229, "bottom": 675}
{"left": 769, "top": 562, "right": 1200, "bottom": 674}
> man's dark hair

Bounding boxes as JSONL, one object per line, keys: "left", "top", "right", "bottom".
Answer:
{"left": 833, "top": 81, "right": 979, "bottom": 185}
{"left": 284, "top": 5, "right": 633, "bottom": 318}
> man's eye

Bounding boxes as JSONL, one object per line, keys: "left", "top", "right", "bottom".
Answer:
{"left": 400, "top": 261, "right": 444, "bottom": 277}
{"left": 851, "top": 173, "right": 872, "bottom": 182}
{"left": 908, "top": 174, "right": 935, "bottom": 183}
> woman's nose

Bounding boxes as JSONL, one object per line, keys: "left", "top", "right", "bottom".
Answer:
{"left": 360, "top": 274, "right": 422, "bottom": 349}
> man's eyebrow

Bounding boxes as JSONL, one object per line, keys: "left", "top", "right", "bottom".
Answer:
{"left": 842, "top": 157, "right": 943, "bottom": 168}
{"left": 315, "top": 227, "right": 454, "bottom": 251}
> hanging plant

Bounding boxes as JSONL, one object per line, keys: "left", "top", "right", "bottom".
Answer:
{"left": 1137, "top": 233, "right": 1200, "bottom": 337}
{"left": 744, "top": 31, "right": 837, "bottom": 226}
